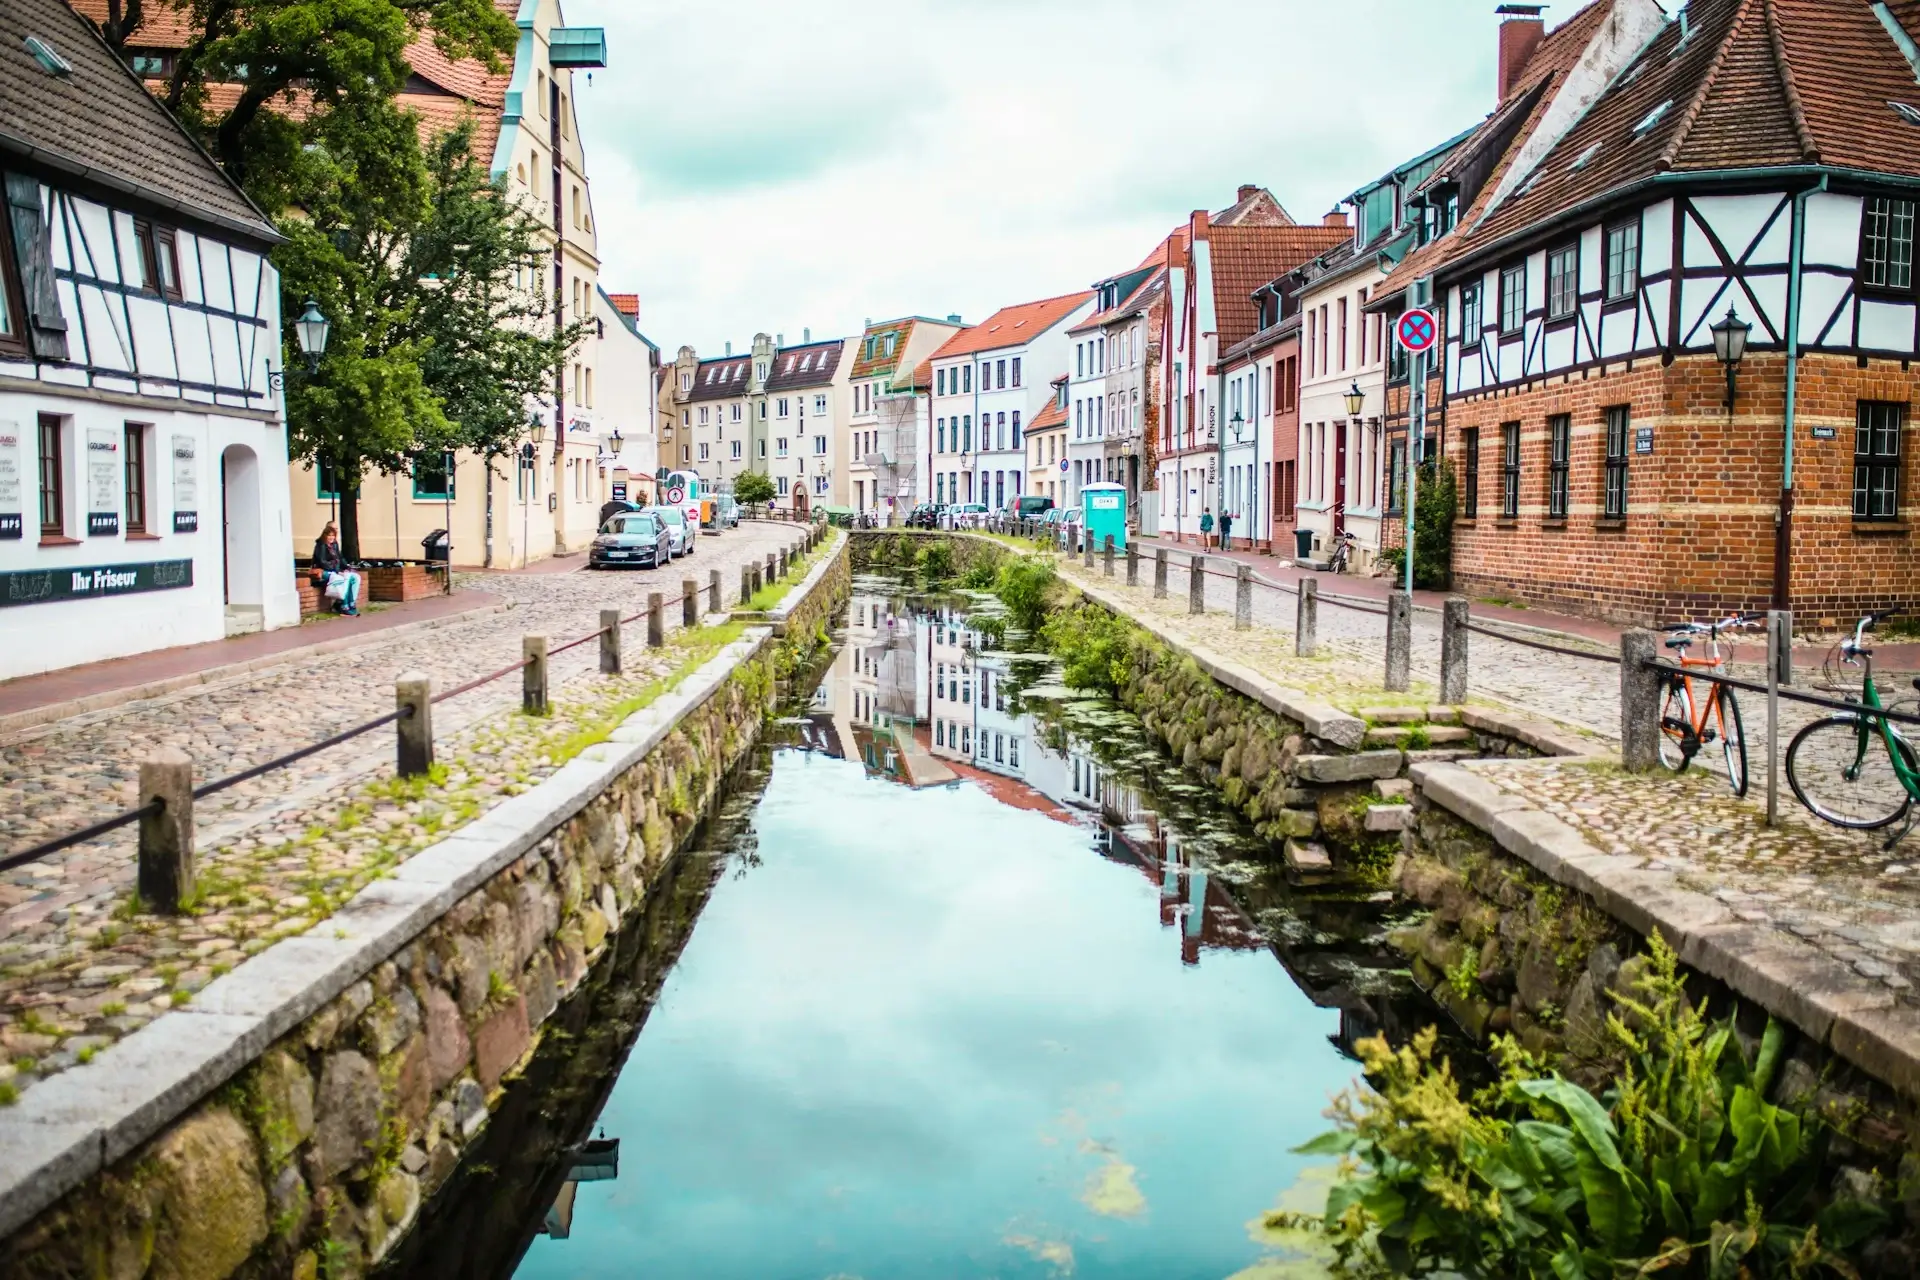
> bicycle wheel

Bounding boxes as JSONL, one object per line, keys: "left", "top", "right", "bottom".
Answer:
{"left": 1786, "top": 716, "right": 1911, "bottom": 829}
{"left": 1717, "top": 688, "right": 1748, "bottom": 797}
{"left": 1658, "top": 680, "right": 1694, "bottom": 772}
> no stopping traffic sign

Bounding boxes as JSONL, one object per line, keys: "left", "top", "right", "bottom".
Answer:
{"left": 1396, "top": 307, "right": 1438, "bottom": 354}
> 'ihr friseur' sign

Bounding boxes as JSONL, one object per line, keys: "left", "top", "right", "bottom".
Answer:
{"left": 1, "top": 560, "right": 193, "bottom": 608}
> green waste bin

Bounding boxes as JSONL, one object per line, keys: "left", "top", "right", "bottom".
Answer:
{"left": 1081, "top": 483, "right": 1127, "bottom": 553}
{"left": 1294, "top": 528, "right": 1314, "bottom": 559}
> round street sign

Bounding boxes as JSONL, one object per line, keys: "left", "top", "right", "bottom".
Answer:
{"left": 1396, "top": 307, "right": 1439, "bottom": 354}
{"left": 1059, "top": 458, "right": 1069, "bottom": 472}
{"left": 665, "top": 485, "right": 685, "bottom": 504}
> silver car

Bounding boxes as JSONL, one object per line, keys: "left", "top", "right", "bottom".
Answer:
{"left": 590, "top": 510, "right": 671, "bottom": 569}
{"left": 657, "top": 505, "right": 694, "bottom": 558}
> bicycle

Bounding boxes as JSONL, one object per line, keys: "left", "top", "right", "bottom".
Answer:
{"left": 1327, "top": 530, "right": 1358, "bottom": 575}
{"left": 1785, "top": 610, "right": 1920, "bottom": 847}
{"left": 1655, "top": 613, "right": 1758, "bottom": 796}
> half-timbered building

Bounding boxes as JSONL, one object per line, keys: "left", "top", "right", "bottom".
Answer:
{"left": 1374, "top": 0, "right": 1920, "bottom": 624}
{"left": 0, "top": 0, "right": 292, "bottom": 679}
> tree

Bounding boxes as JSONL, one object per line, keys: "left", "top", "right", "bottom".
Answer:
{"left": 733, "top": 472, "right": 776, "bottom": 512}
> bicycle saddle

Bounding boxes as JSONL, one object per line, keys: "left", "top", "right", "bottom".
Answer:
{"left": 1664, "top": 637, "right": 1693, "bottom": 650}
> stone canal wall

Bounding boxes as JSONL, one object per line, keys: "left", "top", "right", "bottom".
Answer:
{"left": 0, "top": 538, "right": 849, "bottom": 1278}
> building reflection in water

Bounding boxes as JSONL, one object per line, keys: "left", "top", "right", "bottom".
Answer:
{"left": 536, "top": 1135, "right": 620, "bottom": 1241}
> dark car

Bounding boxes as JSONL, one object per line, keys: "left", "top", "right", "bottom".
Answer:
{"left": 907, "top": 502, "right": 945, "bottom": 529}
{"left": 590, "top": 510, "right": 671, "bottom": 569}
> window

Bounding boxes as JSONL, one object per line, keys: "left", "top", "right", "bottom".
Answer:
{"left": 1605, "top": 222, "right": 1640, "bottom": 300}
{"left": 37, "top": 413, "right": 63, "bottom": 537}
{"left": 1500, "top": 422, "right": 1521, "bottom": 519}
{"left": 1547, "top": 415, "right": 1570, "bottom": 519}
{"left": 813, "top": 435, "right": 827, "bottom": 455}
{"left": 1459, "top": 283, "right": 1482, "bottom": 342}
{"left": 1855, "top": 401, "right": 1904, "bottom": 520}
{"left": 996, "top": 359, "right": 1007, "bottom": 389}
{"left": 1462, "top": 429, "right": 1479, "bottom": 519}
{"left": 1862, "top": 197, "right": 1915, "bottom": 292}
{"left": 133, "top": 221, "right": 181, "bottom": 300}
{"left": 777, "top": 476, "right": 789, "bottom": 496}
{"left": 937, "top": 419, "right": 945, "bottom": 452}
{"left": 814, "top": 474, "right": 828, "bottom": 495}
{"left": 962, "top": 364, "right": 971, "bottom": 392}
{"left": 1547, "top": 245, "right": 1578, "bottom": 319}
{"left": 730, "top": 440, "right": 742, "bottom": 460}
{"left": 1500, "top": 263, "right": 1526, "bottom": 333}
{"left": 937, "top": 368, "right": 946, "bottom": 396}
{"left": 1011, "top": 356, "right": 1021, "bottom": 387}
{"left": 814, "top": 395, "right": 826, "bottom": 415}
{"left": 412, "top": 451, "right": 454, "bottom": 499}
{"left": 698, "top": 442, "right": 710, "bottom": 462}
{"left": 1385, "top": 439, "right": 1407, "bottom": 516}
{"left": 317, "top": 457, "right": 344, "bottom": 500}
{"left": 777, "top": 397, "right": 789, "bottom": 418}
{"left": 123, "top": 424, "right": 147, "bottom": 534}
{"left": 1604, "top": 405, "right": 1630, "bottom": 520}
{"left": 1011, "top": 410, "right": 1021, "bottom": 445}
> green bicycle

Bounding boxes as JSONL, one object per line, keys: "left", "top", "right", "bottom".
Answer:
{"left": 1784, "top": 610, "right": 1920, "bottom": 847}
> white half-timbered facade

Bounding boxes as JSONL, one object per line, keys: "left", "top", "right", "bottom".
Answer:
{"left": 0, "top": 0, "right": 292, "bottom": 679}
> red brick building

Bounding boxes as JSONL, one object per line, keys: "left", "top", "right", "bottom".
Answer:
{"left": 1368, "top": 0, "right": 1920, "bottom": 626}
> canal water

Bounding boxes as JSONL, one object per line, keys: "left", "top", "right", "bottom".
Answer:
{"left": 399, "top": 574, "right": 1448, "bottom": 1280}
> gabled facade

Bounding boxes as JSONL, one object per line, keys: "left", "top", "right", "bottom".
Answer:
{"left": 1027, "top": 377, "right": 1070, "bottom": 505}
{"left": 595, "top": 287, "right": 659, "bottom": 500}
{"left": 845, "top": 315, "right": 964, "bottom": 516}
{"left": 1, "top": 0, "right": 293, "bottom": 677}
{"left": 1374, "top": 0, "right": 1920, "bottom": 623}
{"left": 763, "top": 334, "right": 850, "bottom": 509}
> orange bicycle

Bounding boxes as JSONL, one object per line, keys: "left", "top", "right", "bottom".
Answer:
{"left": 1657, "top": 613, "right": 1759, "bottom": 796}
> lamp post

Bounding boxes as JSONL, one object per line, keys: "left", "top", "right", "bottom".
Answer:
{"left": 269, "top": 298, "right": 330, "bottom": 391}
{"left": 1344, "top": 382, "right": 1365, "bottom": 542}
{"left": 1711, "top": 305, "right": 1752, "bottom": 409}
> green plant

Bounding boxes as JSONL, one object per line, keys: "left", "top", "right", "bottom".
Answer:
{"left": 100, "top": 1001, "right": 127, "bottom": 1017}
{"left": 1377, "top": 459, "right": 1457, "bottom": 591}
{"left": 914, "top": 539, "right": 955, "bottom": 584}
{"left": 1286, "top": 934, "right": 1885, "bottom": 1278}
{"left": 732, "top": 471, "right": 776, "bottom": 509}
{"left": 1445, "top": 951, "right": 1480, "bottom": 1002}
{"left": 1403, "top": 724, "right": 1432, "bottom": 751}
{"left": 0, "top": 1081, "right": 17, "bottom": 1107}
{"left": 993, "top": 557, "right": 1057, "bottom": 632}
{"left": 1040, "top": 603, "right": 1135, "bottom": 696}
{"left": 960, "top": 559, "right": 999, "bottom": 590}
{"left": 486, "top": 970, "right": 518, "bottom": 1007}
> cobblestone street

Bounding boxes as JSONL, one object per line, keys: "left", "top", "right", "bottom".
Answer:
{"left": 0, "top": 521, "right": 809, "bottom": 1088}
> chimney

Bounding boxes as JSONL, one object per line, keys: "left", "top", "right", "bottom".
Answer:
{"left": 804, "top": 327, "right": 811, "bottom": 342}
{"left": 776, "top": 332, "right": 784, "bottom": 347}
{"left": 725, "top": 340, "right": 732, "bottom": 356}
{"left": 1323, "top": 209, "right": 1349, "bottom": 228}
{"left": 1237, "top": 184, "right": 1260, "bottom": 204}
{"left": 1497, "top": 4, "right": 1545, "bottom": 103}
{"left": 947, "top": 314, "right": 961, "bottom": 324}
{"left": 1190, "top": 209, "right": 1210, "bottom": 242}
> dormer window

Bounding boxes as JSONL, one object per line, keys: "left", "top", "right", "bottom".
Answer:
{"left": 1569, "top": 142, "right": 1602, "bottom": 172}
{"left": 1893, "top": 102, "right": 1920, "bottom": 127}
{"left": 1632, "top": 100, "right": 1672, "bottom": 137}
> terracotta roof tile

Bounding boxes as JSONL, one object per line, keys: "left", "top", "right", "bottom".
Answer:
{"left": 1071, "top": 266, "right": 1166, "bottom": 333}
{"left": 1029, "top": 394, "right": 1068, "bottom": 433}
{"left": 7, "top": 0, "right": 276, "bottom": 242}
{"left": 849, "top": 318, "right": 916, "bottom": 379}
{"left": 905, "top": 358, "right": 933, "bottom": 391}
{"left": 1208, "top": 224, "right": 1350, "bottom": 348}
{"left": 604, "top": 293, "right": 639, "bottom": 318}
{"left": 926, "top": 291, "right": 1093, "bottom": 361}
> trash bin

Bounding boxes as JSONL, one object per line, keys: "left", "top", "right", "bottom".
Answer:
{"left": 1294, "top": 528, "right": 1314, "bottom": 560}
{"left": 422, "top": 529, "right": 450, "bottom": 563}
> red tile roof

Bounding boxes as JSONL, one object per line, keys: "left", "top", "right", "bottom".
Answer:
{"left": 605, "top": 293, "right": 640, "bottom": 318}
{"left": 926, "top": 291, "right": 1093, "bottom": 361}
{"left": 849, "top": 318, "right": 917, "bottom": 379}
{"left": 1072, "top": 265, "right": 1167, "bottom": 334}
{"left": 1028, "top": 394, "right": 1069, "bottom": 433}
{"left": 1208, "top": 224, "right": 1350, "bottom": 348}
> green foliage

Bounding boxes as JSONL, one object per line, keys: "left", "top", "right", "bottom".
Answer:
{"left": 960, "top": 560, "right": 999, "bottom": 590}
{"left": 1285, "top": 934, "right": 1884, "bottom": 1278}
{"left": 732, "top": 472, "right": 777, "bottom": 508}
{"left": 992, "top": 558, "right": 1057, "bottom": 632}
{"left": 1040, "top": 603, "right": 1136, "bottom": 697}
{"left": 1378, "top": 460, "right": 1458, "bottom": 591}
{"left": 914, "top": 540, "right": 955, "bottom": 585}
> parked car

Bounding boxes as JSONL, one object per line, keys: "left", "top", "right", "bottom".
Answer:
{"left": 1015, "top": 494, "right": 1054, "bottom": 518}
{"left": 657, "top": 505, "right": 695, "bottom": 558}
{"left": 1056, "top": 507, "right": 1084, "bottom": 550}
{"left": 714, "top": 494, "right": 741, "bottom": 529}
{"left": 589, "top": 510, "right": 671, "bottom": 569}
{"left": 907, "top": 502, "right": 945, "bottom": 529}
{"left": 947, "top": 502, "right": 989, "bottom": 528}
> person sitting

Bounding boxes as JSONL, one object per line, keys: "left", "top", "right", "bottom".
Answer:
{"left": 311, "top": 523, "right": 361, "bottom": 616}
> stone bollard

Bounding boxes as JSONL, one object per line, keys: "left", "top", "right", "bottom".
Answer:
{"left": 1772, "top": 608, "right": 1793, "bottom": 686}
{"left": 1103, "top": 536, "right": 1115, "bottom": 577}
{"left": 138, "top": 747, "right": 194, "bottom": 913}
{"left": 1082, "top": 530, "right": 1094, "bottom": 569}
{"left": 647, "top": 592, "right": 665, "bottom": 648}
{"left": 523, "top": 635, "right": 549, "bottom": 715}
{"left": 1126, "top": 543, "right": 1139, "bottom": 587}
{"left": 778, "top": 549, "right": 789, "bottom": 579}
{"left": 1296, "top": 577, "right": 1318, "bottom": 657}
{"left": 751, "top": 562, "right": 764, "bottom": 598}
{"left": 1440, "top": 597, "right": 1469, "bottom": 703}
{"left": 395, "top": 670, "right": 434, "bottom": 777}
{"left": 1234, "top": 563, "right": 1253, "bottom": 631}
{"left": 740, "top": 564, "right": 753, "bottom": 605}
{"left": 1620, "top": 629, "right": 1662, "bottom": 771}
{"left": 709, "top": 569, "right": 721, "bottom": 615}
{"left": 1188, "top": 556, "right": 1205, "bottom": 615}
{"left": 599, "top": 609, "right": 622, "bottom": 675}
{"left": 682, "top": 580, "right": 698, "bottom": 629}
{"left": 1385, "top": 591, "right": 1412, "bottom": 691}
{"left": 1154, "top": 548, "right": 1168, "bottom": 599}
{"left": 766, "top": 552, "right": 778, "bottom": 587}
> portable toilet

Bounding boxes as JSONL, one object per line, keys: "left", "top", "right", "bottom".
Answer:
{"left": 1081, "top": 482, "right": 1128, "bottom": 553}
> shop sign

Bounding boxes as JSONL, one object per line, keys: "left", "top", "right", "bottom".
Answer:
{"left": 1634, "top": 426, "right": 1654, "bottom": 455}
{"left": 172, "top": 436, "right": 198, "bottom": 533}
{"left": 1, "top": 559, "right": 193, "bottom": 608}
{"left": 86, "top": 429, "right": 119, "bottom": 536}
{"left": 0, "top": 425, "right": 21, "bottom": 539}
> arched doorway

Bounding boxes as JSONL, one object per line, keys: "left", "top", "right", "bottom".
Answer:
{"left": 221, "top": 443, "right": 264, "bottom": 616}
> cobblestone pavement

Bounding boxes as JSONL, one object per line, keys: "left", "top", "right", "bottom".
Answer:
{"left": 1058, "top": 551, "right": 1920, "bottom": 1011}
{"left": 0, "top": 521, "right": 808, "bottom": 1086}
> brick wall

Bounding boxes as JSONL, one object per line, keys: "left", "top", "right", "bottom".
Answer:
{"left": 1443, "top": 352, "right": 1920, "bottom": 625}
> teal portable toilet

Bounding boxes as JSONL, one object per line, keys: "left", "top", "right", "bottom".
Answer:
{"left": 1081, "top": 482, "right": 1127, "bottom": 553}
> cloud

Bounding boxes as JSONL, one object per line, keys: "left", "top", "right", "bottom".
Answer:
{"left": 567, "top": 0, "right": 1505, "bottom": 352}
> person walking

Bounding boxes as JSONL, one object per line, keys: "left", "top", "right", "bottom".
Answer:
{"left": 311, "top": 523, "right": 361, "bottom": 616}
{"left": 1219, "top": 509, "right": 1234, "bottom": 551}
{"left": 1198, "top": 507, "right": 1214, "bottom": 548}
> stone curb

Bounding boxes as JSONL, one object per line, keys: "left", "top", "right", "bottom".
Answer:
{"left": 0, "top": 598, "right": 511, "bottom": 743}
{"left": 1063, "top": 567, "right": 1366, "bottom": 750}
{"left": 0, "top": 571, "right": 836, "bottom": 1237}
{"left": 1457, "top": 706, "right": 1595, "bottom": 758}
{"left": 1413, "top": 761, "right": 1920, "bottom": 1105}
{"left": 765, "top": 532, "right": 846, "bottom": 637}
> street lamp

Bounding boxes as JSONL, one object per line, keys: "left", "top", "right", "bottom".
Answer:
{"left": 1343, "top": 381, "right": 1364, "bottom": 418}
{"left": 608, "top": 427, "right": 623, "bottom": 456}
{"left": 1710, "top": 305, "right": 1752, "bottom": 409}
{"left": 529, "top": 413, "right": 546, "bottom": 447}
{"left": 1227, "top": 410, "right": 1245, "bottom": 443}
{"left": 294, "top": 298, "right": 330, "bottom": 373}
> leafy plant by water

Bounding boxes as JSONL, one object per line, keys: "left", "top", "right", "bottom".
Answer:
{"left": 914, "top": 539, "right": 954, "bottom": 585}
{"left": 1284, "top": 934, "right": 1886, "bottom": 1278}
{"left": 993, "top": 558, "right": 1057, "bottom": 632}
{"left": 1040, "top": 602, "right": 1134, "bottom": 696}
{"left": 961, "top": 560, "right": 999, "bottom": 590}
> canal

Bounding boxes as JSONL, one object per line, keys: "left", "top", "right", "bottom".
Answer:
{"left": 393, "top": 574, "right": 1451, "bottom": 1279}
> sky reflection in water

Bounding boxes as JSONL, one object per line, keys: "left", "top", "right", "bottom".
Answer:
{"left": 519, "top": 618, "right": 1359, "bottom": 1279}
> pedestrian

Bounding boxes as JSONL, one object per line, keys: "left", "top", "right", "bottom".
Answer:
{"left": 1219, "top": 509, "right": 1234, "bottom": 551}
{"left": 311, "top": 522, "right": 361, "bottom": 616}
{"left": 1199, "top": 507, "right": 1214, "bottom": 548}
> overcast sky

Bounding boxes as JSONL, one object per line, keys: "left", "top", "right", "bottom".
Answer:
{"left": 566, "top": 0, "right": 1518, "bottom": 355}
